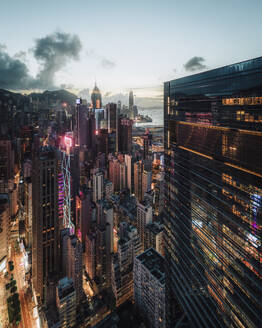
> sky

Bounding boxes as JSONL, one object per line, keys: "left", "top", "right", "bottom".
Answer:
{"left": 1, "top": 0, "right": 262, "bottom": 99}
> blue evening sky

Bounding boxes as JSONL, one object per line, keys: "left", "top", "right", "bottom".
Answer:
{"left": 1, "top": 0, "right": 261, "bottom": 96}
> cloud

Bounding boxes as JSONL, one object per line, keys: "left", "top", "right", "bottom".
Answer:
{"left": 14, "top": 51, "right": 27, "bottom": 62}
{"left": 101, "top": 58, "right": 115, "bottom": 69}
{"left": 86, "top": 49, "right": 116, "bottom": 70}
{"left": 184, "top": 56, "right": 207, "bottom": 72}
{"left": 33, "top": 32, "right": 82, "bottom": 89}
{"left": 60, "top": 83, "right": 74, "bottom": 89}
{"left": 0, "top": 46, "right": 33, "bottom": 89}
{"left": 0, "top": 31, "right": 82, "bottom": 90}
{"left": 173, "top": 68, "right": 177, "bottom": 73}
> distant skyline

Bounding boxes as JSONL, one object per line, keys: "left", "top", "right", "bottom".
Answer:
{"left": 1, "top": 0, "right": 262, "bottom": 98}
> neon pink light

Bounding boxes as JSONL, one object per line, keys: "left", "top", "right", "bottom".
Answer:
{"left": 64, "top": 136, "right": 72, "bottom": 148}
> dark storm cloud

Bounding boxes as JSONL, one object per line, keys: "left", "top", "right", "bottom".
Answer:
{"left": 33, "top": 32, "right": 82, "bottom": 89}
{"left": 0, "top": 32, "right": 82, "bottom": 90}
{"left": 0, "top": 45, "right": 33, "bottom": 89}
{"left": 184, "top": 56, "right": 207, "bottom": 71}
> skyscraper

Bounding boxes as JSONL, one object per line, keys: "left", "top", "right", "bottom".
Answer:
{"left": 0, "top": 196, "right": 9, "bottom": 269}
{"left": 91, "top": 83, "right": 102, "bottom": 109}
{"left": 125, "top": 154, "right": 132, "bottom": 193}
{"left": 164, "top": 57, "right": 262, "bottom": 327}
{"left": 106, "top": 103, "right": 118, "bottom": 133}
{"left": 142, "top": 170, "right": 152, "bottom": 200}
{"left": 32, "top": 146, "right": 59, "bottom": 304}
{"left": 85, "top": 232, "right": 96, "bottom": 280}
{"left": 108, "top": 156, "right": 120, "bottom": 192}
{"left": 118, "top": 118, "right": 133, "bottom": 153}
{"left": 142, "top": 129, "right": 152, "bottom": 159}
{"left": 92, "top": 170, "right": 104, "bottom": 203}
{"left": 134, "top": 161, "right": 143, "bottom": 202}
{"left": 129, "top": 90, "right": 134, "bottom": 111}
{"left": 65, "top": 234, "right": 83, "bottom": 305}
{"left": 137, "top": 201, "right": 152, "bottom": 251}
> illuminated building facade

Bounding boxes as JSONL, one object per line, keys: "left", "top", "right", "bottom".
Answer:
{"left": 91, "top": 83, "right": 102, "bottom": 109}
{"left": 61, "top": 134, "right": 74, "bottom": 232}
{"left": 112, "top": 223, "right": 142, "bottom": 307}
{"left": 32, "top": 146, "right": 59, "bottom": 304}
{"left": 164, "top": 57, "right": 262, "bottom": 327}
{"left": 0, "top": 196, "right": 9, "bottom": 270}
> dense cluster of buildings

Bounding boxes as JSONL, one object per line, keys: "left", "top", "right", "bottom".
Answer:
{"left": 0, "top": 56, "right": 261, "bottom": 328}
{"left": 0, "top": 84, "right": 165, "bottom": 327}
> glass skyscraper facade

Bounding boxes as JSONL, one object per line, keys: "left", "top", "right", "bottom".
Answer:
{"left": 164, "top": 57, "right": 262, "bottom": 328}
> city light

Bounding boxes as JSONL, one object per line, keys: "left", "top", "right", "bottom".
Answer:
{"left": 64, "top": 135, "right": 72, "bottom": 148}
{"left": 0, "top": 8, "right": 261, "bottom": 326}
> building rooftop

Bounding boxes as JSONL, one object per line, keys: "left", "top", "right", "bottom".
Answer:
{"left": 166, "top": 56, "right": 262, "bottom": 86}
{"left": 57, "top": 277, "right": 75, "bottom": 300}
{"left": 146, "top": 222, "right": 163, "bottom": 234}
{"left": 136, "top": 248, "right": 165, "bottom": 284}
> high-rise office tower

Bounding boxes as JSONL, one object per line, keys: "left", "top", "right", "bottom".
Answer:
{"left": 75, "top": 102, "right": 88, "bottom": 148}
{"left": 96, "top": 129, "right": 109, "bottom": 156}
{"left": 164, "top": 57, "right": 262, "bottom": 327}
{"left": 117, "top": 100, "right": 121, "bottom": 114}
{"left": 134, "top": 161, "right": 143, "bottom": 201}
{"left": 107, "top": 103, "right": 118, "bottom": 133}
{"left": 0, "top": 196, "right": 9, "bottom": 269}
{"left": 119, "top": 162, "right": 127, "bottom": 190}
{"left": 92, "top": 170, "right": 104, "bottom": 203}
{"left": 65, "top": 234, "right": 83, "bottom": 305}
{"left": 137, "top": 201, "right": 152, "bottom": 251}
{"left": 133, "top": 105, "right": 138, "bottom": 117}
{"left": 134, "top": 248, "right": 166, "bottom": 328}
{"left": 142, "top": 170, "right": 152, "bottom": 200}
{"left": 108, "top": 156, "right": 120, "bottom": 192}
{"left": 142, "top": 130, "right": 152, "bottom": 159}
{"left": 75, "top": 98, "right": 82, "bottom": 147}
{"left": 125, "top": 154, "right": 132, "bottom": 193}
{"left": 85, "top": 232, "right": 96, "bottom": 280}
{"left": 32, "top": 146, "right": 59, "bottom": 304}
{"left": 91, "top": 83, "right": 102, "bottom": 109}
{"left": 0, "top": 140, "right": 14, "bottom": 181}
{"left": 118, "top": 118, "right": 133, "bottom": 153}
{"left": 56, "top": 277, "right": 76, "bottom": 328}
{"left": 24, "top": 177, "right": 33, "bottom": 248}
{"left": 129, "top": 90, "right": 134, "bottom": 119}
{"left": 76, "top": 186, "right": 92, "bottom": 248}
{"left": 95, "top": 199, "right": 114, "bottom": 290}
